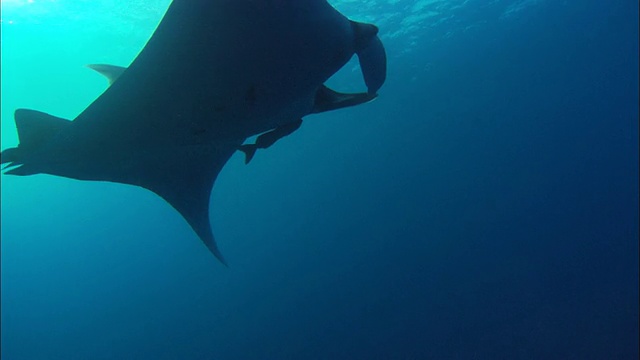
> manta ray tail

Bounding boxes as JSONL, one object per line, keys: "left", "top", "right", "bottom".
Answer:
{"left": 1, "top": 109, "right": 71, "bottom": 171}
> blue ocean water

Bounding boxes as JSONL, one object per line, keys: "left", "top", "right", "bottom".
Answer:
{"left": 1, "top": 0, "right": 638, "bottom": 359}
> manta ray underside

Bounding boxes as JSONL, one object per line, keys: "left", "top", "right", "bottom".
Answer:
{"left": 1, "top": 0, "right": 387, "bottom": 266}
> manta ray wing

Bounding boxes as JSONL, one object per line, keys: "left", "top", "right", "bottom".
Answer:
{"left": 2, "top": 108, "right": 235, "bottom": 265}
{"left": 127, "top": 144, "right": 234, "bottom": 266}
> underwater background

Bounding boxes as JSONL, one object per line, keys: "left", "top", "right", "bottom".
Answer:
{"left": 1, "top": 0, "right": 638, "bottom": 359}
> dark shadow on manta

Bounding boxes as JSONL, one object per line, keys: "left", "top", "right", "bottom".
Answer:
{"left": 1, "top": 1, "right": 387, "bottom": 266}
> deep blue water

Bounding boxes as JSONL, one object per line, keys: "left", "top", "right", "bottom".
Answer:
{"left": 1, "top": 0, "right": 638, "bottom": 359}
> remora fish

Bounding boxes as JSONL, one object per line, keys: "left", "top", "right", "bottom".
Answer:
{"left": 1, "top": 0, "right": 387, "bottom": 265}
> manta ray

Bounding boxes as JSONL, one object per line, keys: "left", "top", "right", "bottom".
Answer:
{"left": 1, "top": 0, "right": 387, "bottom": 266}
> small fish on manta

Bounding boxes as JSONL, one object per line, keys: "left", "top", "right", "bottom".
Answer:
{"left": 1, "top": 0, "right": 387, "bottom": 266}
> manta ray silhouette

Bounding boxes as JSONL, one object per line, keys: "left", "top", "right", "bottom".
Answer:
{"left": 1, "top": 0, "right": 387, "bottom": 266}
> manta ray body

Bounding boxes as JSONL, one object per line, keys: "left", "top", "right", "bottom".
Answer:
{"left": 1, "top": 0, "right": 387, "bottom": 265}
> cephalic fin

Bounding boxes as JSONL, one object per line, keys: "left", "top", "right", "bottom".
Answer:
{"left": 311, "top": 85, "right": 377, "bottom": 114}
{"left": 351, "top": 21, "right": 387, "bottom": 94}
